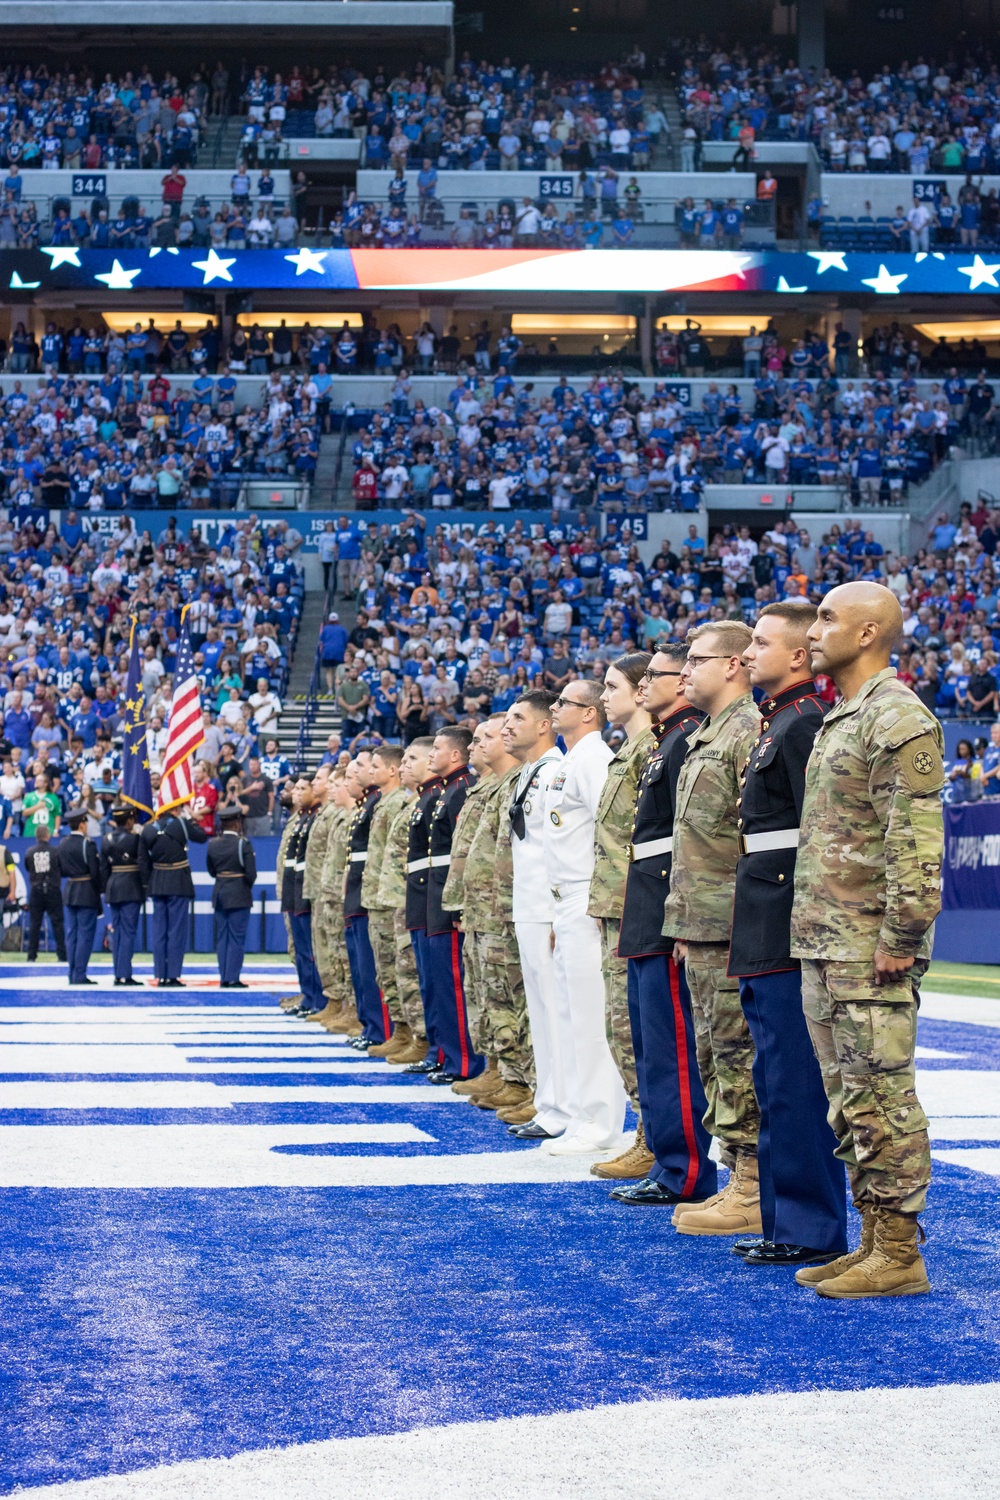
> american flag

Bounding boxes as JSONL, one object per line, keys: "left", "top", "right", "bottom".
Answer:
{"left": 157, "top": 615, "right": 205, "bottom": 814}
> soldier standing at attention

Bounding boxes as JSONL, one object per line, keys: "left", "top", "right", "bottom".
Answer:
{"left": 664, "top": 621, "right": 762, "bottom": 1237}
{"left": 424, "top": 727, "right": 480, "bottom": 1085}
{"left": 100, "top": 806, "right": 146, "bottom": 986}
{"left": 343, "top": 751, "right": 390, "bottom": 1047}
{"left": 455, "top": 715, "right": 532, "bottom": 1120}
{"left": 280, "top": 776, "right": 326, "bottom": 1016}
{"left": 139, "top": 802, "right": 210, "bottom": 988}
{"left": 363, "top": 746, "right": 413, "bottom": 1059}
{"left": 276, "top": 791, "right": 303, "bottom": 1012}
{"left": 612, "top": 642, "right": 717, "bottom": 1209}
{"left": 374, "top": 748, "right": 422, "bottom": 1062}
{"left": 58, "top": 807, "right": 102, "bottom": 985}
{"left": 402, "top": 737, "right": 442, "bottom": 1074}
{"left": 544, "top": 679, "right": 623, "bottom": 1155}
{"left": 25, "top": 823, "right": 67, "bottom": 963}
{"left": 501, "top": 691, "right": 566, "bottom": 1140}
{"left": 728, "top": 601, "right": 848, "bottom": 1267}
{"left": 318, "top": 772, "right": 362, "bottom": 1036}
{"left": 791, "top": 582, "right": 943, "bottom": 1300}
{"left": 589, "top": 652, "right": 657, "bottom": 1182}
{"left": 299, "top": 765, "right": 338, "bottom": 1023}
{"left": 207, "top": 804, "right": 258, "bottom": 989}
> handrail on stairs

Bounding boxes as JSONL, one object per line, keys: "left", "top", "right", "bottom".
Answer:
{"left": 293, "top": 580, "right": 334, "bottom": 773}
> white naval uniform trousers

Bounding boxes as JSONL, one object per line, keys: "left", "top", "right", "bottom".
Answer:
{"left": 544, "top": 731, "right": 627, "bottom": 1148}
{"left": 511, "top": 748, "right": 568, "bottom": 1135}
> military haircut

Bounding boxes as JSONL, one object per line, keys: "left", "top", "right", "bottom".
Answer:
{"left": 435, "top": 725, "right": 473, "bottom": 761}
{"left": 372, "top": 744, "right": 404, "bottom": 769}
{"left": 653, "top": 640, "right": 690, "bottom": 664}
{"left": 410, "top": 736, "right": 436, "bottom": 751}
{"left": 756, "top": 598, "right": 818, "bottom": 646}
{"left": 688, "top": 619, "right": 754, "bottom": 659}
{"left": 517, "top": 688, "right": 558, "bottom": 719}
{"left": 611, "top": 651, "right": 653, "bottom": 688}
{"left": 570, "top": 676, "right": 609, "bottom": 728}
{"left": 487, "top": 710, "right": 508, "bottom": 723}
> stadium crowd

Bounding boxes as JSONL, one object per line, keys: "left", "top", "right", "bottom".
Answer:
{"left": 0, "top": 511, "right": 304, "bottom": 841}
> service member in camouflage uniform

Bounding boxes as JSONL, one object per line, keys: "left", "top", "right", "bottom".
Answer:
{"left": 455, "top": 715, "right": 532, "bottom": 1119}
{"left": 791, "top": 582, "right": 943, "bottom": 1300}
{"left": 376, "top": 761, "right": 423, "bottom": 1064}
{"left": 664, "top": 621, "right": 763, "bottom": 1237}
{"left": 300, "top": 766, "right": 339, "bottom": 1025}
{"left": 588, "top": 652, "right": 657, "bottom": 1181}
{"left": 363, "top": 746, "right": 414, "bottom": 1060}
{"left": 318, "top": 772, "right": 361, "bottom": 1036}
{"left": 276, "top": 795, "right": 302, "bottom": 1011}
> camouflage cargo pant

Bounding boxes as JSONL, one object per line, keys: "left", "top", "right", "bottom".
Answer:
{"left": 393, "top": 909, "right": 425, "bottom": 1038}
{"left": 313, "top": 906, "right": 351, "bottom": 1005}
{"left": 474, "top": 926, "right": 533, "bottom": 1087}
{"left": 464, "top": 932, "right": 488, "bottom": 1053}
{"left": 601, "top": 918, "right": 638, "bottom": 1109}
{"left": 801, "top": 958, "right": 931, "bottom": 1215}
{"left": 685, "top": 940, "right": 759, "bottom": 1162}
{"left": 368, "top": 908, "right": 400, "bottom": 1022}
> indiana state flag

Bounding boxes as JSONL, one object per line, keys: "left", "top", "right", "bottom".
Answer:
{"left": 121, "top": 624, "right": 153, "bottom": 820}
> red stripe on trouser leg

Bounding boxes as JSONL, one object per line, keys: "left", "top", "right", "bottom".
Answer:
{"left": 379, "top": 989, "right": 391, "bottom": 1040}
{"left": 668, "top": 956, "right": 701, "bottom": 1199}
{"left": 451, "top": 929, "right": 469, "bottom": 1077}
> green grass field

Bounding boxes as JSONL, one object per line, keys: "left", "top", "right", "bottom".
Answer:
{"left": 924, "top": 961, "right": 1000, "bottom": 999}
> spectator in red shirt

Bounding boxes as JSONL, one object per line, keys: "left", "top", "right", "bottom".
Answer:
{"left": 189, "top": 760, "right": 219, "bottom": 834}
{"left": 161, "top": 167, "right": 187, "bottom": 218}
{"left": 82, "top": 135, "right": 103, "bottom": 169}
{"left": 352, "top": 453, "right": 379, "bottom": 510}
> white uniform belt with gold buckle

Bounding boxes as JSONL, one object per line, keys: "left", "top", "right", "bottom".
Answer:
{"left": 428, "top": 854, "right": 451, "bottom": 867}
{"left": 630, "top": 836, "right": 673, "bottom": 861}
{"left": 407, "top": 857, "right": 430, "bottom": 873}
{"left": 348, "top": 852, "right": 368, "bottom": 863}
{"left": 739, "top": 828, "right": 800, "bottom": 856}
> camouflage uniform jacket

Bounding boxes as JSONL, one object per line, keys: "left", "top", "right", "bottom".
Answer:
{"left": 362, "top": 785, "right": 411, "bottom": 910}
{"left": 490, "top": 766, "right": 522, "bottom": 925}
{"left": 320, "top": 805, "right": 352, "bottom": 901}
{"left": 588, "top": 724, "right": 657, "bottom": 920}
{"left": 790, "top": 667, "right": 944, "bottom": 962}
{"left": 375, "top": 794, "right": 415, "bottom": 910}
{"left": 441, "top": 774, "right": 494, "bottom": 914}
{"left": 663, "top": 692, "right": 760, "bottom": 943}
{"left": 464, "top": 770, "right": 518, "bottom": 934}
{"left": 302, "top": 800, "right": 338, "bottom": 905}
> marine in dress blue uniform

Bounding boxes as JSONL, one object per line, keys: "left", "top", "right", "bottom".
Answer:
{"left": 425, "top": 759, "right": 482, "bottom": 1082}
{"left": 280, "top": 787, "right": 326, "bottom": 1015}
{"left": 57, "top": 808, "right": 102, "bottom": 984}
{"left": 344, "top": 779, "right": 390, "bottom": 1045}
{"left": 100, "top": 807, "right": 146, "bottom": 985}
{"left": 207, "top": 806, "right": 257, "bottom": 988}
{"left": 614, "top": 700, "right": 718, "bottom": 1205}
{"left": 728, "top": 665, "right": 848, "bottom": 1266}
{"left": 138, "top": 806, "right": 209, "bottom": 986}
{"left": 403, "top": 771, "right": 443, "bottom": 1072}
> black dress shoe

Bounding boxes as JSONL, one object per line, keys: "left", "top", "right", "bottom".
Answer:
{"left": 742, "top": 1242, "right": 844, "bottom": 1267}
{"left": 427, "top": 1069, "right": 458, "bottom": 1085}
{"left": 403, "top": 1058, "right": 438, "bottom": 1074}
{"left": 512, "top": 1122, "right": 562, "bottom": 1140}
{"left": 350, "top": 1036, "right": 371, "bottom": 1050}
{"left": 161, "top": 978, "right": 185, "bottom": 988}
{"left": 610, "top": 1178, "right": 685, "bottom": 1206}
{"left": 120, "top": 977, "right": 143, "bottom": 987}
{"left": 732, "top": 1238, "right": 766, "bottom": 1258}
{"left": 227, "top": 980, "right": 249, "bottom": 990}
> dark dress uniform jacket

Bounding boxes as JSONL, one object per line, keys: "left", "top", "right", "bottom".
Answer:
{"left": 405, "top": 778, "right": 441, "bottom": 931}
{"left": 280, "top": 810, "right": 313, "bottom": 913}
{"left": 728, "top": 680, "right": 825, "bottom": 978}
{"left": 57, "top": 832, "right": 102, "bottom": 908}
{"left": 139, "top": 814, "right": 209, "bottom": 897}
{"left": 618, "top": 706, "right": 705, "bottom": 958}
{"left": 344, "top": 790, "right": 379, "bottom": 919}
{"left": 206, "top": 832, "right": 257, "bottom": 909}
{"left": 100, "top": 831, "right": 146, "bottom": 904}
{"left": 426, "top": 767, "right": 473, "bottom": 937}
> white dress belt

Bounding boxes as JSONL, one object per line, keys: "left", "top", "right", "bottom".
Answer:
{"left": 630, "top": 835, "right": 673, "bottom": 861}
{"left": 429, "top": 854, "right": 452, "bottom": 868}
{"left": 348, "top": 851, "right": 367, "bottom": 863}
{"left": 740, "top": 828, "right": 800, "bottom": 855}
{"left": 407, "top": 856, "right": 430, "bottom": 873}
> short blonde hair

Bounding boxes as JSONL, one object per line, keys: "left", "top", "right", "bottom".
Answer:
{"left": 687, "top": 620, "right": 753, "bottom": 659}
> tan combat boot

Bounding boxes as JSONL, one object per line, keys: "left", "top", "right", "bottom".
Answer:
{"left": 814, "top": 1208, "right": 930, "bottom": 1300}
{"left": 343, "top": 1015, "right": 364, "bottom": 1038}
{"left": 451, "top": 1058, "right": 499, "bottom": 1098}
{"left": 496, "top": 1099, "right": 537, "bottom": 1125}
{"left": 306, "top": 999, "right": 341, "bottom": 1024}
{"left": 795, "top": 1203, "right": 875, "bottom": 1287}
{"left": 473, "top": 1080, "right": 532, "bottom": 1112}
{"left": 321, "top": 1002, "right": 354, "bottom": 1035}
{"left": 590, "top": 1120, "right": 656, "bottom": 1180}
{"left": 675, "top": 1151, "right": 762, "bottom": 1237}
{"left": 368, "top": 1023, "right": 410, "bottom": 1058}
{"left": 280, "top": 995, "right": 303, "bottom": 1012}
{"left": 388, "top": 1039, "right": 428, "bottom": 1065}
{"left": 671, "top": 1190, "right": 723, "bottom": 1227}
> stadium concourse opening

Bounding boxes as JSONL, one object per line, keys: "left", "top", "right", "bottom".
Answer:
{"left": 0, "top": 1, "right": 999, "bottom": 1496}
